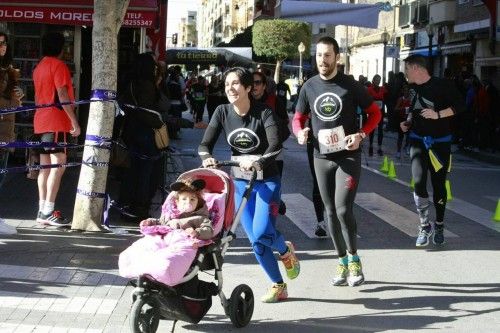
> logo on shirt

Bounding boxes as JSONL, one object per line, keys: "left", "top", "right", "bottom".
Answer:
{"left": 227, "top": 128, "right": 260, "bottom": 153}
{"left": 313, "top": 92, "right": 343, "bottom": 121}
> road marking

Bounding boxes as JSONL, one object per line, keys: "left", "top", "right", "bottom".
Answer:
{"left": 446, "top": 198, "right": 500, "bottom": 232}
{"left": 362, "top": 165, "right": 500, "bottom": 233}
{"left": 355, "top": 192, "right": 459, "bottom": 238}
{"left": 282, "top": 193, "right": 330, "bottom": 239}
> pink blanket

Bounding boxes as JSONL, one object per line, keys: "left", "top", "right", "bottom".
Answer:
{"left": 118, "top": 225, "right": 212, "bottom": 286}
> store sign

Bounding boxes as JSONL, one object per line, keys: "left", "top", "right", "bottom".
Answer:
{"left": 3, "top": 0, "right": 157, "bottom": 7}
{"left": 0, "top": 6, "right": 157, "bottom": 28}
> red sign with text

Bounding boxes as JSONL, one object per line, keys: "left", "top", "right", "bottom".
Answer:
{"left": 2, "top": 0, "right": 157, "bottom": 8}
{"left": 0, "top": 6, "right": 157, "bottom": 28}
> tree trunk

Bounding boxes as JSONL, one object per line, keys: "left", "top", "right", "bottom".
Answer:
{"left": 274, "top": 60, "right": 283, "bottom": 82}
{"left": 71, "top": 0, "right": 129, "bottom": 231}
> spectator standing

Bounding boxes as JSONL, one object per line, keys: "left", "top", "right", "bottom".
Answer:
{"left": 119, "top": 53, "right": 165, "bottom": 220}
{"left": 33, "top": 32, "right": 80, "bottom": 226}
{"left": 275, "top": 75, "right": 291, "bottom": 116}
{"left": 367, "top": 74, "right": 387, "bottom": 156}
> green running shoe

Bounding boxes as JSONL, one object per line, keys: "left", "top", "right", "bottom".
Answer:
{"left": 280, "top": 241, "right": 300, "bottom": 280}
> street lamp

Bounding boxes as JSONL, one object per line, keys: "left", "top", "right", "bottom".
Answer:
{"left": 426, "top": 19, "right": 435, "bottom": 74}
{"left": 298, "top": 42, "right": 305, "bottom": 84}
{"left": 381, "top": 28, "right": 390, "bottom": 85}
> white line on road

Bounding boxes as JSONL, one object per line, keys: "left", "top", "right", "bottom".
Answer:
{"left": 446, "top": 198, "right": 500, "bottom": 233}
{"left": 355, "top": 192, "right": 459, "bottom": 238}
{"left": 282, "top": 193, "right": 330, "bottom": 239}
{"left": 363, "top": 165, "right": 500, "bottom": 233}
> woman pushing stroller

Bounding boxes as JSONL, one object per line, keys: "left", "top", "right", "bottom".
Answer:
{"left": 198, "top": 67, "right": 300, "bottom": 303}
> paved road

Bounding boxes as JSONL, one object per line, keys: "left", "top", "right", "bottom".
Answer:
{"left": 0, "top": 113, "right": 499, "bottom": 332}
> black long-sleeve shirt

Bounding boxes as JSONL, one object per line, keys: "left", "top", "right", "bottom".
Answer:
{"left": 198, "top": 101, "right": 281, "bottom": 179}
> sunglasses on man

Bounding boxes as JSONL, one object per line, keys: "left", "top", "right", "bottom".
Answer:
{"left": 0, "top": 41, "right": 7, "bottom": 46}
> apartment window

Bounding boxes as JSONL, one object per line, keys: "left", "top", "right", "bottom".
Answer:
{"left": 319, "top": 24, "right": 327, "bottom": 34}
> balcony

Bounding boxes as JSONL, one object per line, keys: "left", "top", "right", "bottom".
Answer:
{"left": 398, "top": 1, "right": 429, "bottom": 27}
{"left": 429, "top": 0, "right": 456, "bottom": 24}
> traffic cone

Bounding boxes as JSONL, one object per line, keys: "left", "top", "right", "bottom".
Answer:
{"left": 492, "top": 199, "right": 500, "bottom": 222}
{"left": 380, "top": 156, "right": 389, "bottom": 173}
{"left": 445, "top": 180, "right": 453, "bottom": 201}
{"left": 410, "top": 177, "right": 415, "bottom": 189}
{"left": 387, "top": 160, "right": 397, "bottom": 179}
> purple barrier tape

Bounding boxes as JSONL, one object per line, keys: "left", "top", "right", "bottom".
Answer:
{"left": 76, "top": 189, "right": 111, "bottom": 228}
{"left": 0, "top": 89, "right": 117, "bottom": 115}
{"left": 85, "top": 134, "right": 113, "bottom": 150}
{"left": 76, "top": 188, "right": 106, "bottom": 198}
{"left": 0, "top": 160, "right": 109, "bottom": 175}
{"left": 0, "top": 141, "right": 83, "bottom": 149}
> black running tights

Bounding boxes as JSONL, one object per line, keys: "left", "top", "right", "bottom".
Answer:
{"left": 307, "top": 141, "right": 324, "bottom": 222}
{"left": 410, "top": 141, "right": 451, "bottom": 222}
{"left": 314, "top": 153, "right": 361, "bottom": 257}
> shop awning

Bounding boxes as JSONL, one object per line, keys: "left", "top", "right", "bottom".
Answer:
{"left": 399, "top": 46, "right": 439, "bottom": 58}
{"left": 440, "top": 43, "right": 472, "bottom": 55}
{"left": 0, "top": 0, "right": 158, "bottom": 28}
{"left": 165, "top": 48, "right": 254, "bottom": 67}
{"left": 277, "top": 0, "right": 392, "bottom": 29}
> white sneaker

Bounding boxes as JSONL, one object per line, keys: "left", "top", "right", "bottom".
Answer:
{"left": 0, "top": 218, "right": 17, "bottom": 235}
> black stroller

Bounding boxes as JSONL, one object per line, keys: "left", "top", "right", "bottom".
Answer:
{"left": 127, "top": 162, "right": 257, "bottom": 332}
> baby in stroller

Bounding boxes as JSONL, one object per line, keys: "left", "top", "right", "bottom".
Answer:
{"left": 121, "top": 166, "right": 255, "bottom": 332}
{"left": 139, "top": 178, "right": 214, "bottom": 240}
{"left": 119, "top": 177, "right": 217, "bottom": 288}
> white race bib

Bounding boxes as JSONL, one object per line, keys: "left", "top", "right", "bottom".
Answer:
{"left": 318, "top": 126, "right": 346, "bottom": 154}
{"left": 231, "top": 155, "right": 264, "bottom": 180}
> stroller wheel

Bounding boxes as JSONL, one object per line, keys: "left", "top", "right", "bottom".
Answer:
{"left": 130, "top": 296, "right": 160, "bottom": 333}
{"left": 229, "top": 284, "right": 254, "bottom": 328}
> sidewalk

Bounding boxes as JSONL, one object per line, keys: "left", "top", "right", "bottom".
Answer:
{"left": 0, "top": 120, "right": 498, "bottom": 331}
{"left": 0, "top": 123, "right": 202, "bottom": 332}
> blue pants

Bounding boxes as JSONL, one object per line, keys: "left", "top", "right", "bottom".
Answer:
{"left": 234, "top": 176, "right": 287, "bottom": 283}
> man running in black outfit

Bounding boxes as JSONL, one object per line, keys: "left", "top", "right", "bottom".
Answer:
{"left": 400, "top": 55, "right": 464, "bottom": 247}
{"left": 293, "top": 37, "right": 381, "bottom": 287}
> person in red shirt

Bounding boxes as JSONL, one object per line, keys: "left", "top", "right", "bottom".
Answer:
{"left": 366, "top": 74, "right": 387, "bottom": 156}
{"left": 32, "top": 32, "right": 80, "bottom": 226}
{"left": 394, "top": 84, "right": 411, "bottom": 157}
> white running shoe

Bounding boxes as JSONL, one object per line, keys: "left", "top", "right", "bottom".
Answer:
{"left": 0, "top": 218, "right": 17, "bottom": 235}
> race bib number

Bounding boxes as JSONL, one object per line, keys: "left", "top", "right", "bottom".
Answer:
{"left": 231, "top": 155, "right": 264, "bottom": 180}
{"left": 318, "top": 126, "right": 346, "bottom": 154}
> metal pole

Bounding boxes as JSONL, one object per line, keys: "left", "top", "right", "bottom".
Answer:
{"left": 382, "top": 41, "right": 387, "bottom": 84}
{"left": 299, "top": 51, "right": 303, "bottom": 83}
{"left": 428, "top": 33, "right": 434, "bottom": 74}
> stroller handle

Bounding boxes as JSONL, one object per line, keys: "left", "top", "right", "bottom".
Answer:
{"left": 215, "top": 160, "right": 258, "bottom": 183}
